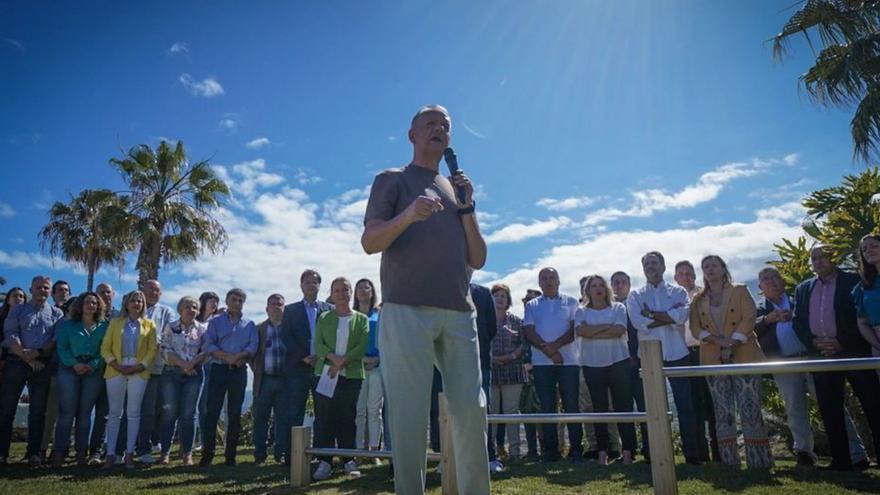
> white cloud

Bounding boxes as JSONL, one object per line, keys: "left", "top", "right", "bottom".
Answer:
{"left": 485, "top": 217, "right": 571, "bottom": 244}
{"left": 462, "top": 122, "right": 487, "bottom": 139}
{"left": 536, "top": 196, "right": 597, "bottom": 211}
{"left": 169, "top": 42, "right": 188, "bottom": 54}
{"left": 3, "top": 38, "right": 24, "bottom": 52}
{"left": 160, "top": 187, "right": 380, "bottom": 321}
{"left": 678, "top": 219, "right": 701, "bottom": 228}
{"left": 218, "top": 119, "right": 237, "bottom": 131}
{"left": 0, "top": 202, "right": 15, "bottom": 218}
{"left": 245, "top": 137, "right": 270, "bottom": 149}
{"left": 179, "top": 74, "right": 224, "bottom": 97}
{"left": 580, "top": 156, "right": 792, "bottom": 226}
{"left": 294, "top": 169, "right": 323, "bottom": 186}
{"left": 215, "top": 159, "right": 284, "bottom": 199}
{"left": 489, "top": 207, "right": 803, "bottom": 316}
{"left": 0, "top": 250, "right": 60, "bottom": 269}
{"left": 783, "top": 153, "right": 799, "bottom": 166}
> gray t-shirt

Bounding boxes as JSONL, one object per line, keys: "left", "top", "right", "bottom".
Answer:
{"left": 364, "top": 165, "right": 473, "bottom": 312}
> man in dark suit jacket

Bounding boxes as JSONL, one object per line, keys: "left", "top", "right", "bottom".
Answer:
{"left": 280, "top": 269, "right": 333, "bottom": 431}
{"left": 792, "top": 246, "right": 880, "bottom": 470}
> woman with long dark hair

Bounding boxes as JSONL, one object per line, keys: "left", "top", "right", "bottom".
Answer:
{"left": 855, "top": 233, "right": 880, "bottom": 364}
{"left": 0, "top": 287, "right": 27, "bottom": 379}
{"left": 52, "top": 292, "right": 108, "bottom": 466}
{"left": 689, "top": 255, "right": 772, "bottom": 469}
{"left": 353, "top": 278, "right": 384, "bottom": 462}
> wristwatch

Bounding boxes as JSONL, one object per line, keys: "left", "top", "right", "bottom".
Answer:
{"left": 458, "top": 201, "right": 476, "bottom": 216}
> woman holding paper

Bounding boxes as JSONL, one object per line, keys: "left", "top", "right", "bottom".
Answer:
{"left": 312, "top": 277, "right": 370, "bottom": 481}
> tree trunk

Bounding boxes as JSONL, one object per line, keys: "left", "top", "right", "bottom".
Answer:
{"left": 86, "top": 251, "right": 97, "bottom": 292}
{"left": 136, "top": 232, "right": 162, "bottom": 287}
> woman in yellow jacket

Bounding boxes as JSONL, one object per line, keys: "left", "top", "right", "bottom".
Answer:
{"left": 689, "top": 255, "right": 772, "bottom": 469}
{"left": 100, "top": 290, "right": 157, "bottom": 469}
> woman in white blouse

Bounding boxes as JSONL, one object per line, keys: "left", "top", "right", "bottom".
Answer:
{"left": 575, "top": 274, "right": 636, "bottom": 465}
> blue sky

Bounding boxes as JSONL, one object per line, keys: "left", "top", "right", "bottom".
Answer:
{"left": 0, "top": 1, "right": 862, "bottom": 318}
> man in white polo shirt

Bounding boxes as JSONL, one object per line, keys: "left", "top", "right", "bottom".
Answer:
{"left": 523, "top": 267, "right": 582, "bottom": 463}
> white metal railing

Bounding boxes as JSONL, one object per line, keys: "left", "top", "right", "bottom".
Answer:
{"left": 290, "top": 341, "right": 880, "bottom": 495}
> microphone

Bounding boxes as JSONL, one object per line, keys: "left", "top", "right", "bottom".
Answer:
{"left": 443, "top": 147, "right": 467, "bottom": 205}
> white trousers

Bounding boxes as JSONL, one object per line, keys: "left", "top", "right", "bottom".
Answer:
{"left": 380, "top": 303, "right": 489, "bottom": 495}
{"left": 106, "top": 374, "right": 148, "bottom": 455}
{"left": 355, "top": 368, "right": 385, "bottom": 449}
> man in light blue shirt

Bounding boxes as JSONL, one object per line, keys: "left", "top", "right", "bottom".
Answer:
{"left": 0, "top": 275, "right": 63, "bottom": 466}
{"left": 200, "top": 288, "right": 258, "bottom": 466}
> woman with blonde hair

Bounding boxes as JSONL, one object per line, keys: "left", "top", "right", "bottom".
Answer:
{"left": 575, "top": 274, "right": 636, "bottom": 465}
{"left": 689, "top": 255, "right": 772, "bottom": 469}
{"left": 100, "top": 290, "right": 157, "bottom": 469}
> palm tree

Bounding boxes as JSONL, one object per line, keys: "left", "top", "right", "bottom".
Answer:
{"left": 110, "top": 141, "right": 230, "bottom": 285}
{"left": 38, "top": 189, "right": 133, "bottom": 291}
{"left": 772, "top": 0, "right": 880, "bottom": 162}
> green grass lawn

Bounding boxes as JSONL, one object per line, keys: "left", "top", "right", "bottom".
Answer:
{"left": 2, "top": 443, "right": 878, "bottom": 494}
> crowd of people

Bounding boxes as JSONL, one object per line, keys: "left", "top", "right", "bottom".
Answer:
{"left": 0, "top": 236, "right": 878, "bottom": 477}
{"left": 2, "top": 105, "right": 880, "bottom": 495}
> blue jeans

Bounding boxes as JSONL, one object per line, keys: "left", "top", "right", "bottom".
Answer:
{"left": 136, "top": 373, "right": 162, "bottom": 455}
{"left": 89, "top": 385, "right": 109, "bottom": 456}
{"left": 629, "top": 359, "right": 649, "bottom": 457}
{"left": 203, "top": 364, "right": 247, "bottom": 459}
{"left": 666, "top": 355, "right": 700, "bottom": 462}
{"left": 253, "top": 374, "right": 291, "bottom": 460}
{"left": 54, "top": 365, "right": 104, "bottom": 456}
{"left": 159, "top": 367, "right": 203, "bottom": 455}
{"left": 0, "top": 357, "right": 52, "bottom": 457}
{"left": 533, "top": 365, "right": 582, "bottom": 458}
{"left": 287, "top": 367, "right": 314, "bottom": 428}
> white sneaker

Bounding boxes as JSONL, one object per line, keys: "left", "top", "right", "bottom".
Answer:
{"left": 489, "top": 459, "right": 505, "bottom": 473}
{"left": 344, "top": 460, "right": 362, "bottom": 477}
{"left": 88, "top": 453, "right": 103, "bottom": 465}
{"left": 152, "top": 444, "right": 162, "bottom": 455}
{"left": 138, "top": 453, "right": 156, "bottom": 464}
{"left": 313, "top": 460, "right": 332, "bottom": 480}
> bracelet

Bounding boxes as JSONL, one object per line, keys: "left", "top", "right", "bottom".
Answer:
{"left": 457, "top": 201, "right": 476, "bottom": 216}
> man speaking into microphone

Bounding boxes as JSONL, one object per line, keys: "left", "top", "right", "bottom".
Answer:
{"left": 362, "top": 104, "right": 489, "bottom": 494}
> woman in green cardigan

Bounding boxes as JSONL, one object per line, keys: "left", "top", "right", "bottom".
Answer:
{"left": 312, "top": 277, "right": 369, "bottom": 481}
{"left": 52, "top": 292, "right": 108, "bottom": 466}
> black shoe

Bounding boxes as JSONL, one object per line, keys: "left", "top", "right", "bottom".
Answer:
{"left": 525, "top": 451, "right": 540, "bottom": 461}
{"left": 795, "top": 451, "right": 815, "bottom": 468}
{"left": 584, "top": 450, "right": 599, "bottom": 460}
{"left": 607, "top": 451, "right": 621, "bottom": 461}
{"left": 198, "top": 454, "right": 214, "bottom": 467}
{"left": 225, "top": 458, "right": 236, "bottom": 467}
{"left": 819, "top": 463, "right": 853, "bottom": 472}
{"left": 685, "top": 458, "right": 702, "bottom": 466}
{"left": 568, "top": 454, "right": 585, "bottom": 464}
{"left": 854, "top": 459, "right": 871, "bottom": 471}
{"left": 542, "top": 452, "right": 561, "bottom": 463}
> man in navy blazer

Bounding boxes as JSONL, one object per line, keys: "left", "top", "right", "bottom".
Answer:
{"left": 281, "top": 269, "right": 333, "bottom": 432}
{"left": 792, "top": 246, "right": 880, "bottom": 470}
